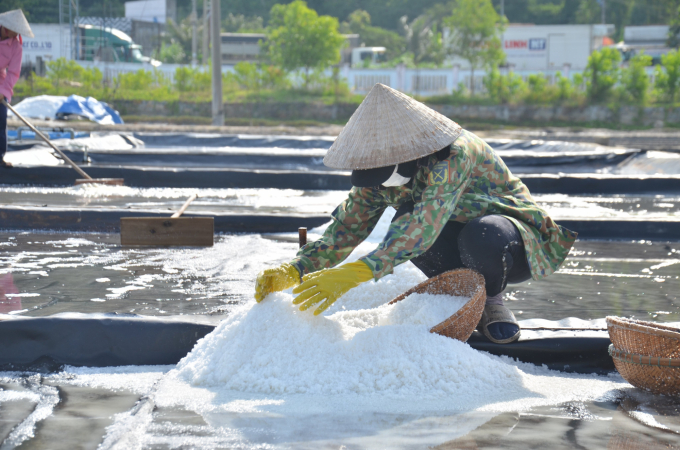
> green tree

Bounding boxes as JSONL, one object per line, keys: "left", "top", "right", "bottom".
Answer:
{"left": 159, "top": 16, "right": 205, "bottom": 64}
{"left": 575, "top": 0, "right": 634, "bottom": 41}
{"left": 619, "top": 52, "right": 652, "bottom": 104}
{"left": 669, "top": 5, "right": 680, "bottom": 48}
{"left": 223, "top": 13, "right": 265, "bottom": 33}
{"left": 157, "top": 42, "right": 186, "bottom": 64}
{"left": 445, "top": 0, "right": 506, "bottom": 95}
{"left": 264, "top": 1, "right": 345, "bottom": 88}
{"left": 584, "top": 47, "right": 621, "bottom": 102}
{"left": 341, "top": 10, "right": 406, "bottom": 60}
{"left": 399, "top": 10, "right": 447, "bottom": 66}
{"left": 655, "top": 50, "right": 680, "bottom": 102}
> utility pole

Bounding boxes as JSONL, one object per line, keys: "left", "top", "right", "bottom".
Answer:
{"left": 211, "top": 0, "right": 223, "bottom": 126}
{"left": 202, "top": 0, "right": 210, "bottom": 65}
{"left": 191, "top": 0, "right": 198, "bottom": 65}
{"left": 500, "top": 0, "right": 505, "bottom": 17}
{"left": 601, "top": 0, "right": 605, "bottom": 24}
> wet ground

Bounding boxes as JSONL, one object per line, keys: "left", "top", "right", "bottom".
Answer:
{"left": 1, "top": 230, "right": 678, "bottom": 323}
{"left": 1, "top": 357, "right": 680, "bottom": 448}
{"left": 1, "top": 185, "right": 679, "bottom": 221}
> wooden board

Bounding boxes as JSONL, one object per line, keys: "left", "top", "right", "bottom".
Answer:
{"left": 75, "top": 178, "right": 125, "bottom": 186}
{"left": 120, "top": 217, "right": 214, "bottom": 247}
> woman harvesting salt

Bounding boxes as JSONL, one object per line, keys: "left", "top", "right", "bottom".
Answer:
{"left": 255, "top": 83, "right": 576, "bottom": 344}
{"left": 0, "top": 9, "right": 33, "bottom": 168}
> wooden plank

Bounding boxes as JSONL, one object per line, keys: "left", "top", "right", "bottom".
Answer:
{"left": 120, "top": 217, "right": 214, "bottom": 247}
{"left": 75, "top": 178, "right": 125, "bottom": 186}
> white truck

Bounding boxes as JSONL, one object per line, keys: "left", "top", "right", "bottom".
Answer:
{"left": 448, "top": 24, "right": 615, "bottom": 72}
{"left": 21, "top": 24, "right": 71, "bottom": 67}
{"left": 21, "top": 23, "right": 154, "bottom": 69}
{"left": 351, "top": 47, "right": 387, "bottom": 67}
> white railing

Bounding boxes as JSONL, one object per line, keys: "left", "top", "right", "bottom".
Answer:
{"left": 76, "top": 61, "right": 233, "bottom": 84}
{"left": 74, "top": 61, "right": 653, "bottom": 96}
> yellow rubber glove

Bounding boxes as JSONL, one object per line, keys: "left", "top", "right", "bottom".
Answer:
{"left": 291, "top": 261, "right": 374, "bottom": 315}
{"left": 254, "top": 263, "right": 300, "bottom": 302}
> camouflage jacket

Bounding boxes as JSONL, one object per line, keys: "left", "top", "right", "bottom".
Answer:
{"left": 290, "top": 129, "right": 577, "bottom": 281}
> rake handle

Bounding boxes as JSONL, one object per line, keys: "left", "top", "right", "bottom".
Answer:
{"left": 172, "top": 194, "right": 198, "bottom": 218}
{"left": 3, "top": 98, "right": 92, "bottom": 180}
{"left": 298, "top": 227, "right": 307, "bottom": 248}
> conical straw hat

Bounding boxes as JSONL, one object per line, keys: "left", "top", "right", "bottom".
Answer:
{"left": 324, "top": 83, "right": 462, "bottom": 170}
{"left": 0, "top": 9, "right": 34, "bottom": 38}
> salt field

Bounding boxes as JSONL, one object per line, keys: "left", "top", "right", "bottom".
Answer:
{"left": 2, "top": 132, "right": 680, "bottom": 449}
{"left": 1, "top": 198, "right": 679, "bottom": 321}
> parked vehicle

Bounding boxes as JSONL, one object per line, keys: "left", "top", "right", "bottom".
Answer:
{"left": 78, "top": 24, "right": 148, "bottom": 63}
{"left": 620, "top": 25, "right": 672, "bottom": 65}
{"left": 21, "top": 24, "right": 68, "bottom": 66}
{"left": 351, "top": 47, "right": 387, "bottom": 67}
{"left": 21, "top": 23, "right": 159, "bottom": 67}
{"left": 447, "top": 24, "right": 615, "bottom": 72}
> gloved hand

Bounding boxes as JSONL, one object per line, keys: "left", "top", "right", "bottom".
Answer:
{"left": 292, "top": 261, "right": 374, "bottom": 315}
{"left": 254, "top": 263, "right": 300, "bottom": 303}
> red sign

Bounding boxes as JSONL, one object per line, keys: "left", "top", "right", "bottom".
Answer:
{"left": 505, "top": 40, "right": 528, "bottom": 49}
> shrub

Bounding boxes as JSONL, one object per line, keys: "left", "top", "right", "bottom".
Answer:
{"left": 44, "top": 57, "right": 104, "bottom": 94}
{"left": 524, "top": 73, "right": 558, "bottom": 104}
{"left": 116, "top": 70, "right": 156, "bottom": 91}
{"left": 555, "top": 72, "right": 578, "bottom": 102}
{"left": 81, "top": 66, "right": 103, "bottom": 89}
{"left": 231, "top": 62, "right": 289, "bottom": 91}
{"left": 619, "top": 52, "right": 652, "bottom": 104}
{"left": 584, "top": 47, "right": 621, "bottom": 102}
{"left": 47, "top": 58, "right": 83, "bottom": 88}
{"left": 483, "top": 67, "right": 526, "bottom": 104}
{"left": 175, "top": 66, "right": 211, "bottom": 93}
{"left": 13, "top": 74, "right": 53, "bottom": 98}
{"left": 654, "top": 50, "right": 680, "bottom": 103}
{"left": 111, "top": 69, "right": 174, "bottom": 101}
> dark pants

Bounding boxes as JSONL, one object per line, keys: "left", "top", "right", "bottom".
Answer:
{"left": 393, "top": 205, "right": 531, "bottom": 296}
{"left": 0, "top": 102, "right": 6, "bottom": 159}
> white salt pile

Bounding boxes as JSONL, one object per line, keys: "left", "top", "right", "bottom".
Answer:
{"left": 383, "top": 292, "right": 468, "bottom": 326}
{"left": 176, "top": 292, "right": 521, "bottom": 397}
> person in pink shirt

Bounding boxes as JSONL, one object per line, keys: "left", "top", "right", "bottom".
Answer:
{"left": 0, "top": 9, "right": 33, "bottom": 168}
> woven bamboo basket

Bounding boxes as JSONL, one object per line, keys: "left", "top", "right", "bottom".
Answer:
{"left": 389, "top": 268, "right": 486, "bottom": 342}
{"left": 607, "top": 316, "right": 680, "bottom": 396}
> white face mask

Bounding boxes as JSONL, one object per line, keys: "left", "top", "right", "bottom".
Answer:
{"left": 381, "top": 165, "right": 411, "bottom": 187}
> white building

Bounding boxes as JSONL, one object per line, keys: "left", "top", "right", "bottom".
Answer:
{"left": 124, "top": 0, "right": 176, "bottom": 24}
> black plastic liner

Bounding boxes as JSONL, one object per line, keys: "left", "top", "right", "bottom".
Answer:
{"left": 467, "top": 331, "right": 614, "bottom": 375}
{"left": 55, "top": 148, "right": 637, "bottom": 171}
{"left": 129, "top": 133, "right": 636, "bottom": 154}
{"left": 59, "top": 149, "right": 334, "bottom": 171}
{"left": 4, "top": 165, "right": 680, "bottom": 194}
{"left": 0, "top": 316, "right": 214, "bottom": 372}
{"left": 0, "top": 207, "right": 330, "bottom": 233}
{"left": 2, "top": 205, "right": 679, "bottom": 239}
{"left": 133, "top": 133, "right": 336, "bottom": 149}
{"left": 0, "top": 315, "right": 614, "bottom": 374}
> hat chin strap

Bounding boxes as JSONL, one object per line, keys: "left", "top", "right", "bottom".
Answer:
{"left": 382, "top": 165, "right": 411, "bottom": 187}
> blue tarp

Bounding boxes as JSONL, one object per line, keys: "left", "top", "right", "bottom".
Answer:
{"left": 7, "top": 130, "right": 90, "bottom": 141}
{"left": 55, "top": 95, "right": 124, "bottom": 125}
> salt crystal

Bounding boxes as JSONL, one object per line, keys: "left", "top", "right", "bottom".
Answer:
{"left": 176, "top": 292, "right": 518, "bottom": 397}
